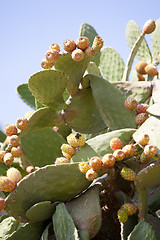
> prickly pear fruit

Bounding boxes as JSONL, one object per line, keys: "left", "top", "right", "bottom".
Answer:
{"left": 135, "top": 61, "right": 148, "bottom": 75}
{"left": 144, "top": 144, "right": 157, "bottom": 157}
{"left": 117, "top": 208, "right": 128, "bottom": 223}
{"left": 4, "top": 124, "right": 17, "bottom": 136}
{"left": 122, "top": 203, "right": 138, "bottom": 215}
{"left": 78, "top": 161, "right": 90, "bottom": 174}
{"left": 85, "top": 168, "right": 98, "bottom": 181}
{"left": 136, "top": 113, "right": 149, "bottom": 125}
{"left": 62, "top": 151, "right": 72, "bottom": 160}
{"left": 124, "top": 97, "right": 137, "bottom": 111}
{"left": 41, "top": 58, "right": 54, "bottom": 69}
{"left": 102, "top": 153, "right": 115, "bottom": 167}
{"left": 49, "top": 43, "right": 60, "bottom": 52}
{"left": 137, "top": 72, "right": 145, "bottom": 81}
{"left": 16, "top": 117, "right": 28, "bottom": 130}
{"left": 137, "top": 134, "right": 149, "bottom": 146}
{"left": 75, "top": 133, "right": 85, "bottom": 147}
{"left": 76, "top": 36, "right": 90, "bottom": 50}
{"left": 55, "top": 157, "right": 70, "bottom": 165}
{"left": 0, "top": 176, "right": 15, "bottom": 192}
{"left": 0, "top": 197, "right": 6, "bottom": 211}
{"left": 120, "top": 167, "right": 136, "bottom": 181}
{"left": 140, "top": 152, "right": 151, "bottom": 164}
{"left": 61, "top": 144, "right": 75, "bottom": 155}
{"left": 9, "top": 135, "right": 20, "bottom": 147}
{"left": 89, "top": 156, "right": 102, "bottom": 171}
{"left": 11, "top": 147, "right": 23, "bottom": 157}
{"left": 71, "top": 49, "right": 84, "bottom": 61}
{"left": 45, "top": 49, "right": 60, "bottom": 63}
{"left": 92, "top": 36, "right": 103, "bottom": 51}
{"left": 67, "top": 134, "right": 79, "bottom": 148}
{"left": 143, "top": 19, "right": 156, "bottom": 34}
{"left": 0, "top": 151, "right": 5, "bottom": 162}
{"left": 63, "top": 39, "right": 76, "bottom": 52}
{"left": 144, "top": 64, "right": 158, "bottom": 76}
{"left": 3, "top": 153, "right": 14, "bottom": 165}
{"left": 25, "top": 165, "right": 35, "bottom": 174}
{"left": 122, "top": 144, "right": 136, "bottom": 158}
{"left": 136, "top": 103, "right": 149, "bottom": 114}
{"left": 113, "top": 149, "right": 125, "bottom": 161}
{"left": 6, "top": 167, "right": 22, "bottom": 184}
{"left": 110, "top": 137, "right": 123, "bottom": 151}
{"left": 84, "top": 46, "right": 95, "bottom": 57}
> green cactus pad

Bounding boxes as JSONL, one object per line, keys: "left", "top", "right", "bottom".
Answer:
{"left": 121, "top": 215, "right": 138, "bottom": 240}
{"left": 7, "top": 221, "right": 45, "bottom": 240}
{"left": 151, "top": 18, "right": 160, "bottom": 65}
{"left": 133, "top": 116, "right": 160, "bottom": 154}
{"left": 66, "top": 185, "right": 102, "bottom": 239}
{"left": 28, "top": 70, "right": 67, "bottom": 110}
{"left": 128, "top": 220, "right": 157, "bottom": 240}
{"left": 0, "top": 130, "right": 6, "bottom": 143}
{"left": 113, "top": 80, "right": 152, "bottom": 103}
{"left": 135, "top": 161, "right": 160, "bottom": 190}
{"left": 125, "top": 20, "right": 152, "bottom": 62}
{"left": 53, "top": 203, "right": 80, "bottom": 240}
{"left": 152, "top": 79, "right": 160, "bottom": 103}
{"left": 5, "top": 163, "right": 91, "bottom": 222}
{"left": 72, "top": 143, "right": 98, "bottom": 163}
{"left": 89, "top": 74, "right": 137, "bottom": 130}
{"left": 99, "top": 47, "right": 125, "bottom": 81}
{"left": 41, "top": 223, "right": 53, "bottom": 240}
{"left": 19, "top": 107, "right": 63, "bottom": 137}
{"left": 20, "top": 128, "right": 66, "bottom": 167}
{"left": 63, "top": 88, "right": 107, "bottom": 133}
{"left": 0, "top": 216, "right": 19, "bottom": 239}
{"left": 79, "top": 23, "right": 100, "bottom": 66}
{"left": 54, "top": 52, "right": 91, "bottom": 95}
{"left": 148, "top": 187, "right": 160, "bottom": 212}
{"left": 17, "top": 83, "right": 36, "bottom": 109}
{"left": 86, "top": 62, "right": 102, "bottom": 76}
{"left": 26, "top": 201, "right": 56, "bottom": 222}
{"left": 147, "top": 103, "right": 160, "bottom": 117}
{"left": 87, "top": 128, "right": 136, "bottom": 157}
{"left": 0, "top": 162, "right": 9, "bottom": 176}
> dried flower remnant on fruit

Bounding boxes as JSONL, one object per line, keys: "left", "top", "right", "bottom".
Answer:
{"left": 9, "top": 135, "right": 20, "bottom": 147}
{"left": 45, "top": 49, "right": 60, "bottom": 63}
{"left": 92, "top": 36, "right": 103, "bottom": 51}
{"left": 85, "top": 168, "right": 98, "bottom": 181}
{"left": 136, "top": 103, "right": 149, "bottom": 114}
{"left": 76, "top": 36, "right": 90, "bottom": 50}
{"left": 3, "top": 153, "right": 14, "bottom": 165}
{"left": 135, "top": 61, "right": 148, "bottom": 75}
{"left": 113, "top": 149, "right": 125, "bottom": 161}
{"left": 49, "top": 43, "right": 60, "bottom": 52}
{"left": 4, "top": 124, "right": 17, "bottom": 136}
{"left": 144, "top": 144, "right": 157, "bottom": 157}
{"left": 144, "top": 64, "right": 158, "bottom": 76}
{"left": 75, "top": 133, "right": 85, "bottom": 147}
{"left": 16, "top": 117, "right": 28, "bottom": 130}
{"left": 55, "top": 157, "right": 70, "bottom": 165}
{"left": 63, "top": 39, "right": 76, "bottom": 52}
{"left": 110, "top": 137, "right": 123, "bottom": 151}
{"left": 102, "top": 153, "right": 115, "bottom": 167}
{"left": 136, "top": 113, "right": 149, "bottom": 125}
{"left": 84, "top": 46, "right": 95, "bottom": 57}
{"left": 137, "top": 134, "right": 149, "bottom": 146}
{"left": 143, "top": 19, "right": 156, "bottom": 34}
{"left": 71, "top": 49, "right": 84, "bottom": 61}
{"left": 78, "top": 162, "right": 90, "bottom": 174}
{"left": 124, "top": 97, "right": 137, "bottom": 111}
{"left": 89, "top": 156, "right": 102, "bottom": 171}
{"left": 122, "top": 144, "right": 136, "bottom": 158}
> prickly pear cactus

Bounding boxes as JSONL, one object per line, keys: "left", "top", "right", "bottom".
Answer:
{"left": 1, "top": 18, "right": 160, "bottom": 240}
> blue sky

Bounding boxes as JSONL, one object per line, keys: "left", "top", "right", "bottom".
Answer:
{"left": 0, "top": 0, "right": 160, "bottom": 130}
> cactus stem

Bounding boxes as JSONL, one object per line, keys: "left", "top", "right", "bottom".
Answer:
{"left": 122, "top": 32, "right": 146, "bottom": 81}
{"left": 137, "top": 188, "right": 148, "bottom": 221}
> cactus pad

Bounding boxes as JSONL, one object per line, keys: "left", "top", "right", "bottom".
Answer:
{"left": 17, "top": 83, "right": 36, "bottom": 109}
{"left": 28, "top": 70, "right": 68, "bottom": 110}
{"left": 151, "top": 18, "right": 160, "bottom": 65}
{"left": 99, "top": 47, "right": 125, "bottom": 81}
{"left": 147, "top": 103, "right": 160, "bottom": 117}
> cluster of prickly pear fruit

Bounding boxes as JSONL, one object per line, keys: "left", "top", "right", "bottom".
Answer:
{"left": 0, "top": 18, "right": 160, "bottom": 239}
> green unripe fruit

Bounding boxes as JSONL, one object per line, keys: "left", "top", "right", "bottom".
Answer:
{"left": 117, "top": 208, "right": 128, "bottom": 223}
{"left": 55, "top": 157, "right": 70, "bottom": 165}
{"left": 122, "top": 203, "right": 138, "bottom": 215}
{"left": 120, "top": 167, "right": 136, "bottom": 181}
{"left": 67, "top": 133, "right": 79, "bottom": 148}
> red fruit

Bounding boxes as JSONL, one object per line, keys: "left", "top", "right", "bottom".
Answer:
{"left": 136, "top": 113, "right": 149, "bottom": 125}
{"left": 102, "top": 153, "right": 115, "bottom": 167}
{"left": 0, "top": 151, "right": 5, "bottom": 162}
{"left": 4, "top": 124, "right": 17, "bottom": 136}
{"left": 89, "top": 156, "right": 102, "bottom": 171}
{"left": 41, "top": 58, "right": 54, "bottom": 69}
{"left": 137, "top": 134, "right": 149, "bottom": 146}
{"left": 124, "top": 97, "right": 137, "bottom": 111}
{"left": 144, "top": 144, "right": 157, "bottom": 157}
{"left": 0, "top": 197, "right": 6, "bottom": 211}
{"left": 0, "top": 176, "right": 15, "bottom": 192}
{"left": 85, "top": 168, "right": 98, "bottom": 181}
{"left": 84, "top": 46, "right": 95, "bottom": 57}
{"left": 71, "top": 49, "right": 84, "bottom": 61}
{"left": 113, "top": 149, "right": 125, "bottom": 161}
{"left": 136, "top": 103, "right": 149, "bottom": 114}
{"left": 122, "top": 144, "right": 136, "bottom": 158}
{"left": 78, "top": 161, "right": 90, "bottom": 174}
{"left": 143, "top": 19, "right": 156, "bottom": 34}
{"left": 145, "top": 64, "right": 158, "bottom": 76}
{"left": 63, "top": 39, "right": 76, "bottom": 52}
{"left": 92, "top": 36, "right": 103, "bottom": 51}
{"left": 16, "top": 117, "right": 29, "bottom": 130}
{"left": 140, "top": 152, "right": 151, "bottom": 164}
{"left": 7, "top": 167, "right": 22, "bottom": 184}
{"left": 45, "top": 49, "right": 60, "bottom": 63}
{"left": 135, "top": 61, "right": 148, "bottom": 75}
{"left": 3, "top": 153, "right": 14, "bottom": 165}
{"left": 110, "top": 137, "right": 123, "bottom": 151}
{"left": 76, "top": 36, "right": 90, "bottom": 50}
